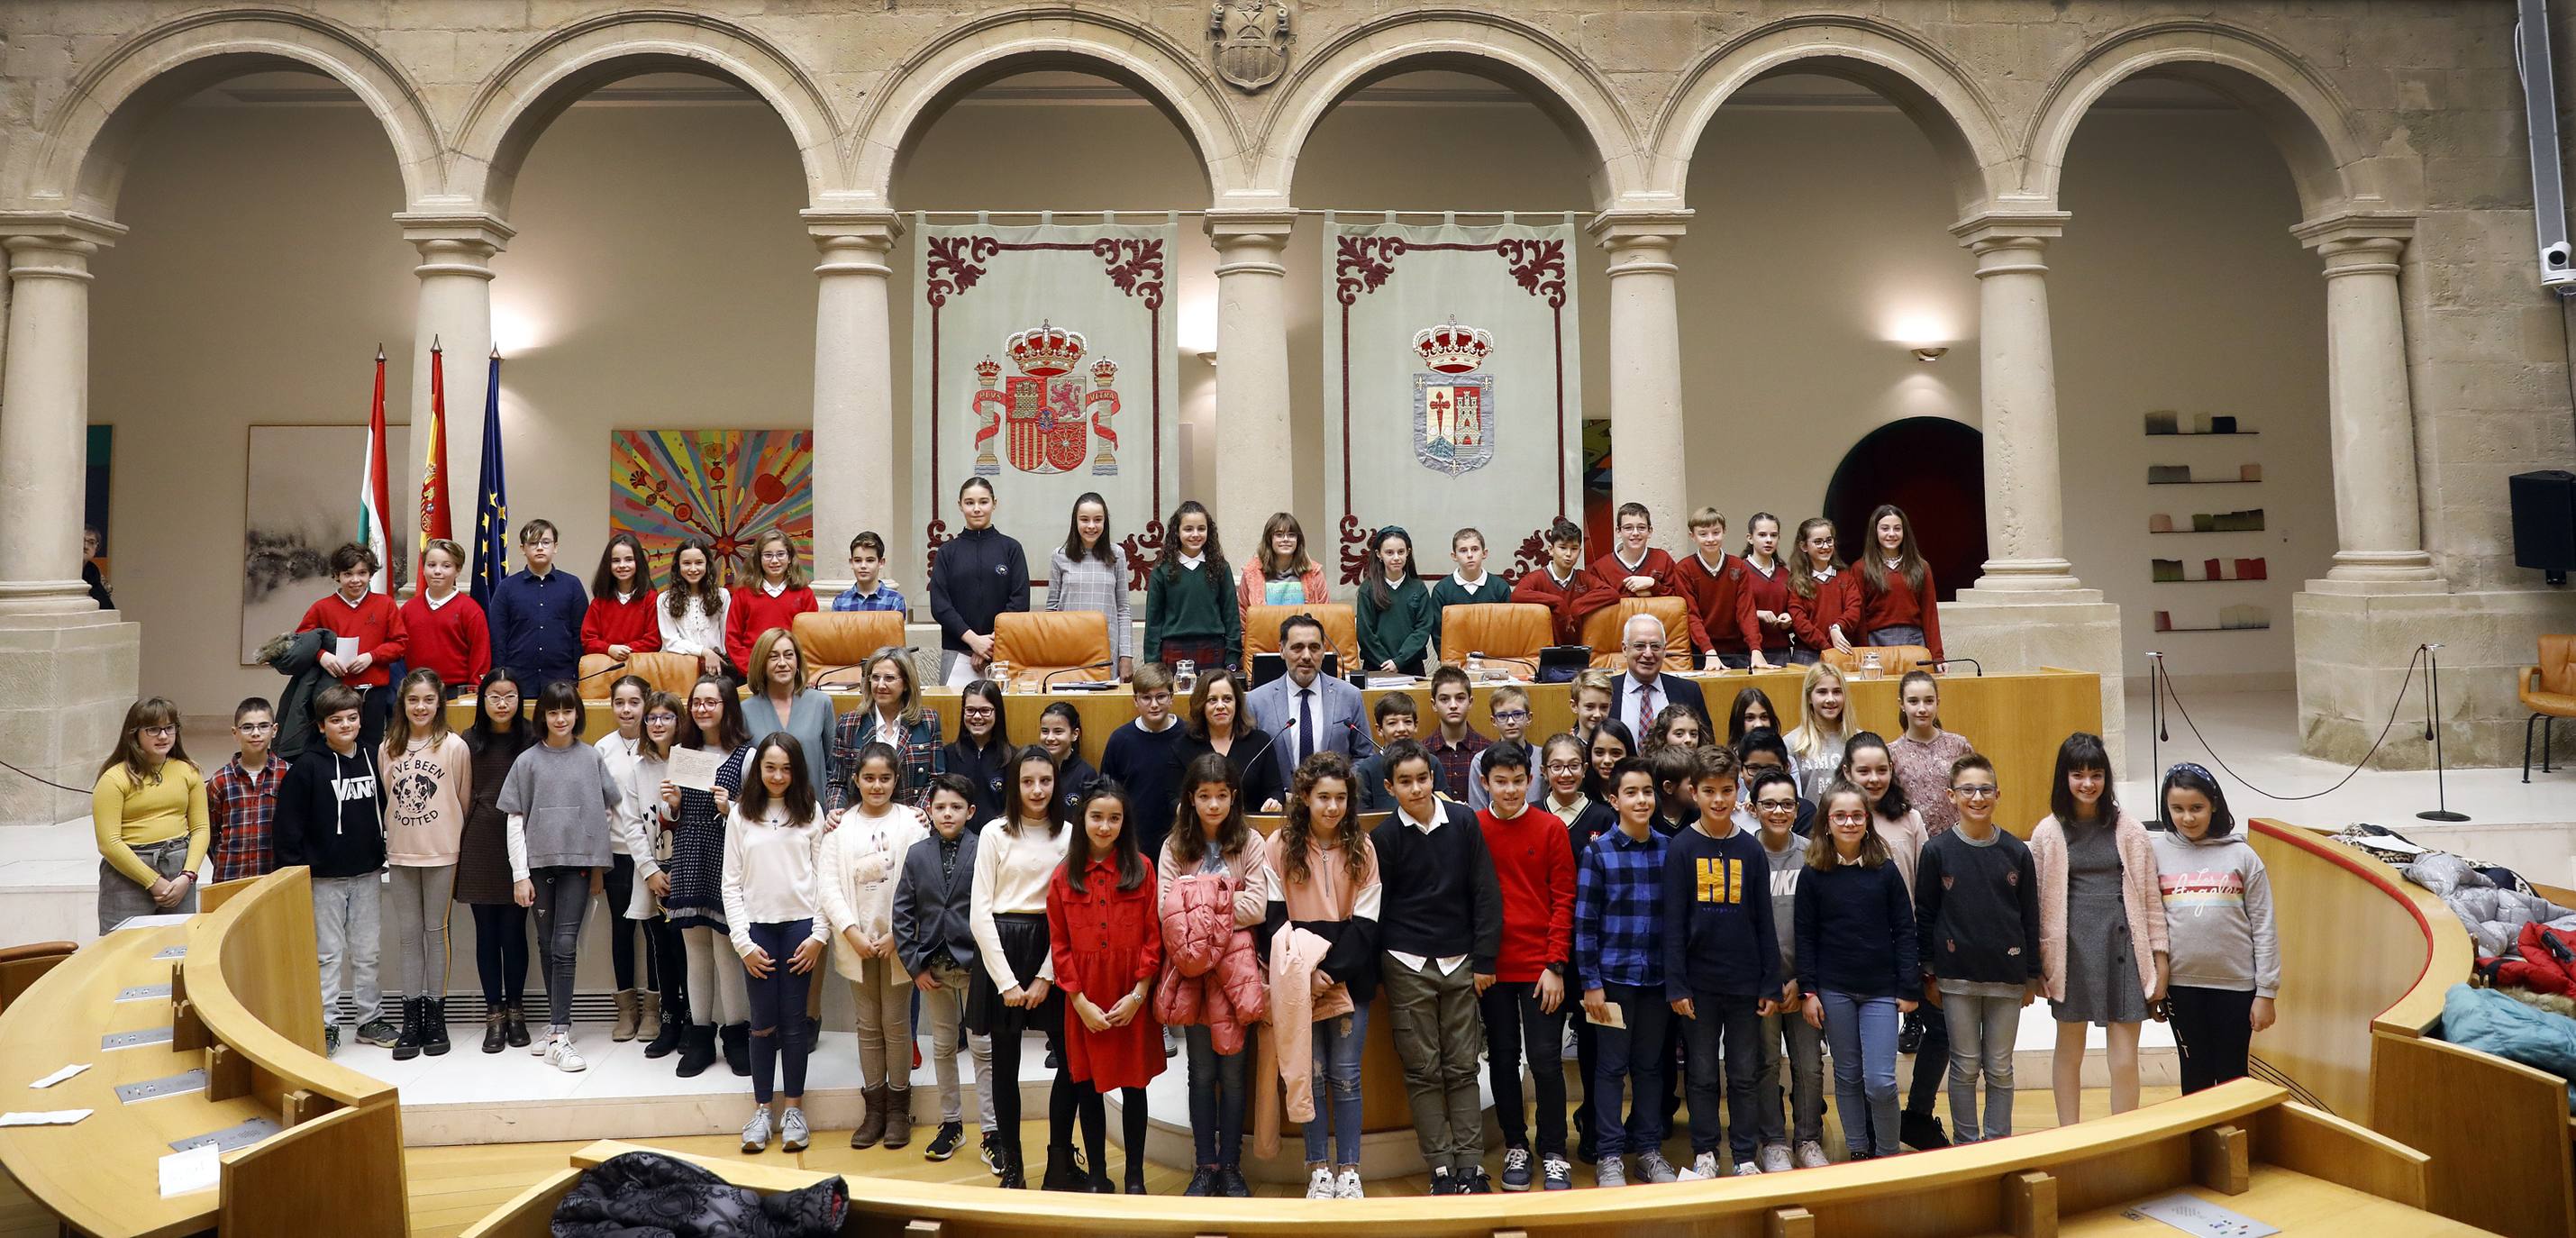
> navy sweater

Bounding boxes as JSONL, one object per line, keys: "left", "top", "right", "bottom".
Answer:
{"left": 1371, "top": 801, "right": 1505, "bottom": 971}
{"left": 927, "top": 526, "right": 1031, "bottom": 655}
{"left": 1794, "top": 860, "right": 1918, "bottom": 997}
{"left": 487, "top": 569, "right": 588, "bottom": 689}
{"left": 1099, "top": 721, "right": 1188, "bottom": 860}
{"left": 1914, "top": 827, "right": 2044, "bottom": 987}
{"left": 1661, "top": 824, "right": 1783, "bottom": 1002}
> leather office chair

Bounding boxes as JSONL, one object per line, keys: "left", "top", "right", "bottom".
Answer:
{"left": 1437, "top": 602, "right": 1555, "bottom": 669}
{"left": 576, "top": 651, "right": 706, "bottom": 699}
{"left": 2523, "top": 633, "right": 2576, "bottom": 782}
{"left": 1578, "top": 596, "right": 1693, "bottom": 671}
{"left": 992, "top": 611, "right": 1115, "bottom": 691}
{"left": 1244, "top": 603, "right": 1361, "bottom": 669}
{"left": 793, "top": 611, "right": 907, "bottom": 690}
{"left": 1824, "top": 644, "right": 1937, "bottom": 678}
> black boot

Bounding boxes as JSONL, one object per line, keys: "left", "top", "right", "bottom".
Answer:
{"left": 676, "top": 1024, "right": 718, "bottom": 1078}
{"left": 1900, "top": 1110, "right": 1951, "bottom": 1152}
{"left": 504, "top": 1001, "right": 532, "bottom": 1049}
{"left": 721, "top": 1022, "right": 751, "bottom": 1077}
{"left": 643, "top": 988, "right": 688, "bottom": 1059}
{"left": 997, "top": 1148, "right": 1026, "bottom": 1190}
{"left": 479, "top": 1009, "right": 505, "bottom": 1055}
{"left": 421, "top": 998, "right": 451, "bottom": 1057}
{"left": 1041, "top": 1144, "right": 1085, "bottom": 1192}
{"left": 390, "top": 997, "right": 423, "bottom": 1061}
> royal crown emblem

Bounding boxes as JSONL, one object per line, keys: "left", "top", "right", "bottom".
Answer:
{"left": 1208, "top": 2, "right": 1291, "bottom": 94}
{"left": 973, "top": 320, "right": 1121, "bottom": 478}
{"left": 1411, "top": 317, "right": 1494, "bottom": 478}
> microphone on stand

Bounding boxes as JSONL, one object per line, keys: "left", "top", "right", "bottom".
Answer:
{"left": 2417, "top": 642, "right": 2469, "bottom": 823}
{"left": 1042, "top": 661, "right": 1119, "bottom": 691}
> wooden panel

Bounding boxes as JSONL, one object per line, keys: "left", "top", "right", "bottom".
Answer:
{"left": 205, "top": 1041, "right": 252, "bottom": 1103}
{"left": 452, "top": 1166, "right": 583, "bottom": 1238}
{"left": 2005, "top": 1170, "right": 2059, "bottom": 1238}
{"left": 223, "top": 1104, "right": 409, "bottom": 1238}
{"left": 185, "top": 868, "right": 393, "bottom": 1110}
{"left": 2371, "top": 1029, "right": 2575, "bottom": 1238}
{"left": 2189, "top": 1124, "right": 2249, "bottom": 1196}
{"left": 197, "top": 876, "right": 256, "bottom": 915}
{"left": 2249, "top": 1101, "right": 2427, "bottom": 1211}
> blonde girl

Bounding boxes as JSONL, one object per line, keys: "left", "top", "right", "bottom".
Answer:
{"left": 1784, "top": 661, "right": 1852, "bottom": 803}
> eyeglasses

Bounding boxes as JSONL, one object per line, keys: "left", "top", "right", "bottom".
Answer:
{"left": 962, "top": 705, "right": 996, "bottom": 717}
{"left": 526, "top": 537, "right": 558, "bottom": 548}
{"left": 140, "top": 725, "right": 177, "bottom": 739}
{"left": 1543, "top": 761, "right": 1587, "bottom": 774}
{"left": 1493, "top": 709, "right": 1530, "bottom": 723}
{"left": 1756, "top": 799, "right": 1799, "bottom": 813}
{"left": 1952, "top": 784, "right": 1998, "bottom": 798}
{"left": 235, "top": 722, "right": 275, "bottom": 734}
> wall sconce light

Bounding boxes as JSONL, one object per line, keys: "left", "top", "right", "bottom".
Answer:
{"left": 1910, "top": 346, "right": 1949, "bottom": 362}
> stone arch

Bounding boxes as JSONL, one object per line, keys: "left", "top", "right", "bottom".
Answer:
{"left": 8, "top": 7, "right": 443, "bottom": 217}
{"left": 1251, "top": 13, "right": 1645, "bottom": 210}
{"left": 1648, "top": 16, "right": 2013, "bottom": 217}
{"left": 2022, "top": 21, "right": 2390, "bottom": 218}
{"left": 451, "top": 10, "right": 844, "bottom": 216}
{"left": 853, "top": 9, "right": 1246, "bottom": 207}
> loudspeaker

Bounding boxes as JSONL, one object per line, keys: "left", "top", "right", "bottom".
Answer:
{"left": 2509, "top": 469, "right": 2576, "bottom": 584}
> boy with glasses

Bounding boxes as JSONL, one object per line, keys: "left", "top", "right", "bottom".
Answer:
{"left": 1465, "top": 685, "right": 1534, "bottom": 811}
{"left": 208, "top": 697, "right": 290, "bottom": 883}
{"left": 1909, "top": 754, "right": 2041, "bottom": 1143}
{"left": 1746, "top": 768, "right": 1827, "bottom": 1169}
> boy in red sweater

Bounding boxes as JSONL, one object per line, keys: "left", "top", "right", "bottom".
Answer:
{"left": 1509, "top": 517, "right": 1616, "bottom": 646}
{"left": 401, "top": 538, "right": 488, "bottom": 694}
{"left": 1670, "top": 507, "right": 1751, "bottom": 670}
{"left": 1591, "top": 503, "right": 1702, "bottom": 649}
{"left": 296, "top": 542, "right": 407, "bottom": 752}
{"left": 1475, "top": 740, "right": 1577, "bottom": 1191}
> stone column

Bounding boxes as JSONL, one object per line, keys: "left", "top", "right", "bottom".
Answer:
{"left": 0, "top": 212, "right": 138, "bottom": 829}
{"left": 396, "top": 212, "right": 512, "bottom": 587}
{"left": 1205, "top": 210, "right": 1297, "bottom": 547}
{"left": 1952, "top": 213, "right": 2082, "bottom": 592}
{"left": 2290, "top": 214, "right": 2442, "bottom": 590}
{"left": 805, "top": 209, "right": 902, "bottom": 596}
{"left": 1588, "top": 210, "right": 1692, "bottom": 538}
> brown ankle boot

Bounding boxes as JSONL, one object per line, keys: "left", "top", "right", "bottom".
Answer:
{"left": 882, "top": 1087, "right": 913, "bottom": 1149}
{"left": 611, "top": 990, "right": 641, "bottom": 1042}
{"left": 851, "top": 1083, "right": 888, "bottom": 1149}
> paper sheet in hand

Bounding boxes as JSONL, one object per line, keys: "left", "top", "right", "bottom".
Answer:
{"left": 28, "top": 1063, "right": 88, "bottom": 1089}
{"left": 2125, "top": 1192, "right": 2280, "bottom": 1238}
{"left": 0, "top": 1110, "right": 91, "bottom": 1126}
{"left": 666, "top": 746, "right": 724, "bottom": 793}
{"left": 1584, "top": 1003, "right": 1625, "bottom": 1030}
{"left": 334, "top": 636, "right": 360, "bottom": 662}
{"left": 158, "top": 1142, "right": 221, "bottom": 1197}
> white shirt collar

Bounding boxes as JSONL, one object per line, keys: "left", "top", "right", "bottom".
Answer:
{"left": 1452, "top": 570, "right": 1488, "bottom": 590}
{"left": 1398, "top": 802, "right": 1443, "bottom": 833}
{"left": 422, "top": 588, "right": 459, "bottom": 611}
{"left": 762, "top": 579, "right": 787, "bottom": 597}
{"left": 1882, "top": 556, "right": 1904, "bottom": 570}
{"left": 334, "top": 591, "right": 368, "bottom": 610}
{"left": 1616, "top": 548, "right": 1647, "bottom": 572}
{"left": 1547, "top": 563, "right": 1575, "bottom": 586}
{"left": 616, "top": 588, "right": 641, "bottom": 604}
{"left": 1178, "top": 553, "right": 1205, "bottom": 570}
{"left": 1814, "top": 562, "right": 1838, "bottom": 580}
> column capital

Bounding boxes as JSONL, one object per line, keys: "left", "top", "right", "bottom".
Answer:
{"left": 0, "top": 211, "right": 126, "bottom": 252}
{"left": 394, "top": 210, "right": 514, "bottom": 250}
{"left": 802, "top": 207, "right": 902, "bottom": 245}
{"left": 1585, "top": 208, "right": 1691, "bottom": 247}
{"left": 2289, "top": 211, "right": 2414, "bottom": 250}
{"left": 1950, "top": 210, "right": 2069, "bottom": 251}
{"left": 1203, "top": 208, "right": 1297, "bottom": 245}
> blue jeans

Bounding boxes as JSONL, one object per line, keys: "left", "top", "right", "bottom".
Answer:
{"left": 1185, "top": 1024, "right": 1248, "bottom": 1167}
{"left": 1678, "top": 990, "right": 1764, "bottom": 1160}
{"left": 1820, "top": 991, "right": 1900, "bottom": 1156}
{"left": 1591, "top": 982, "right": 1671, "bottom": 1157}
{"left": 1305, "top": 1003, "right": 1369, "bottom": 1166}
{"left": 1942, "top": 991, "right": 2021, "bottom": 1142}
{"left": 743, "top": 919, "right": 815, "bottom": 1105}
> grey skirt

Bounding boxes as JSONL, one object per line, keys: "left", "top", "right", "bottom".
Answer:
{"left": 1868, "top": 624, "right": 1927, "bottom": 647}
{"left": 99, "top": 835, "right": 196, "bottom": 935}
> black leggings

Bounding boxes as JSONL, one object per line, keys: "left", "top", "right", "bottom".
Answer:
{"left": 2169, "top": 985, "right": 2256, "bottom": 1094}
{"left": 470, "top": 903, "right": 528, "bottom": 1008}
{"left": 991, "top": 1023, "right": 1058, "bottom": 1175}
{"left": 649, "top": 915, "right": 686, "bottom": 1015}
{"left": 600, "top": 855, "right": 659, "bottom": 991}
{"left": 1051, "top": 1074, "right": 1146, "bottom": 1179}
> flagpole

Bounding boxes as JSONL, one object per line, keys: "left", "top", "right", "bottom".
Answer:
{"left": 419, "top": 335, "right": 452, "bottom": 587}
{"left": 360, "top": 348, "right": 392, "bottom": 594}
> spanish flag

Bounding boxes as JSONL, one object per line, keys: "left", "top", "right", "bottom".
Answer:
{"left": 418, "top": 336, "right": 452, "bottom": 578}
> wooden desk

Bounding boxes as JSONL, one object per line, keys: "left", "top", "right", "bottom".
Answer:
{"left": 448, "top": 669, "right": 2101, "bottom": 829}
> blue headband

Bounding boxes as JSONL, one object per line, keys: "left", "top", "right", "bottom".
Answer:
{"left": 2164, "top": 761, "right": 2216, "bottom": 786}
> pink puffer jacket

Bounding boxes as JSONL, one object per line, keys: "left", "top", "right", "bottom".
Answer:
{"left": 1154, "top": 871, "right": 1269, "bottom": 1054}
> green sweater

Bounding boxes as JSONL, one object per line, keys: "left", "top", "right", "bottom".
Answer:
{"left": 1143, "top": 560, "right": 1242, "bottom": 664}
{"left": 1426, "top": 573, "right": 1514, "bottom": 651}
{"left": 1357, "top": 574, "right": 1435, "bottom": 673}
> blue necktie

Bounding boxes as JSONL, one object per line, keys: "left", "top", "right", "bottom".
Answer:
{"left": 1298, "top": 687, "right": 1315, "bottom": 763}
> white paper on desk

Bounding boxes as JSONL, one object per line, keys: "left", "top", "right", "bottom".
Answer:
{"left": 666, "top": 746, "right": 725, "bottom": 793}
{"left": 158, "top": 1142, "right": 221, "bottom": 1197}
{"left": 28, "top": 1063, "right": 88, "bottom": 1089}
{"left": 2125, "top": 1191, "right": 2280, "bottom": 1238}
{"left": 0, "top": 1109, "right": 91, "bottom": 1126}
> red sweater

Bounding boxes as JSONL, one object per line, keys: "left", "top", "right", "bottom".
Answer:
{"left": 1787, "top": 569, "right": 1861, "bottom": 652}
{"left": 399, "top": 591, "right": 490, "bottom": 691}
{"left": 1735, "top": 559, "right": 1792, "bottom": 652}
{"left": 724, "top": 583, "right": 819, "bottom": 670}
{"left": 1477, "top": 805, "right": 1575, "bottom": 983}
{"left": 1590, "top": 548, "right": 1703, "bottom": 651}
{"left": 1856, "top": 563, "right": 1943, "bottom": 660}
{"left": 296, "top": 591, "right": 407, "bottom": 688}
{"left": 581, "top": 590, "right": 663, "bottom": 656}
{"left": 1670, "top": 552, "right": 1750, "bottom": 656}
{"left": 1508, "top": 565, "right": 1617, "bottom": 645}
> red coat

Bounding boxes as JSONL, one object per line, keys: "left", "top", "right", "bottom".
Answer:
{"left": 1856, "top": 564, "right": 1943, "bottom": 660}
{"left": 1788, "top": 569, "right": 1861, "bottom": 653}
{"left": 1735, "top": 559, "right": 1793, "bottom": 652}
{"left": 296, "top": 591, "right": 407, "bottom": 688}
{"left": 580, "top": 590, "right": 663, "bottom": 656}
{"left": 1509, "top": 565, "right": 1617, "bottom": 645}
{"left": 724, "top": 584, "right": 818, "bottom": 672}
{"left": 400, "top": 591, "right": 490, "bottom": 691}
{"left": 1670, "top": 552, "right": 1750, "bottom": 656}
{"left": 1048, "top": 855, "right": 1166, "bottom": 1091}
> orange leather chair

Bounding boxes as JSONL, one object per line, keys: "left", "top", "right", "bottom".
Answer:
{"left": 0, "top": 941, "right": 76, "bottom": 1015}
{"left": 793, "top": 611, "right": 907, "bottom": 691}
{"left": 1578, "top": 596, "right": 1693, "bottom": 671}
{"left": 992, "top": 611, "right": 1115, "bottom": 691}
{"left": 1438, "top": 602, "right": 1555, "bottom": 669}
{"left": 576, "top": 651, "right": 705, "bottom": 699}
{"left": 2524, "top": 634, "right": 2576, "bottom": 782}
{"left": 1825, "top": 644, "right": 1937, "bottom": 678}
{"left": 1243, "top": 603, "right": 1361, "bottom": 670}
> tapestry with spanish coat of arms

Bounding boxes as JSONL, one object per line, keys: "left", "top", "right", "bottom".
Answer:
{"left": 911, "top": 215, "right": 1180, "bottom": 587}
{"left": 1324, "top": 214, "right": 1583, "bottom": 584}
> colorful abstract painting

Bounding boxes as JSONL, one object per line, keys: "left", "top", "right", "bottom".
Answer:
{"left": 609, "top": 430, "right": 814, "bottom": 587}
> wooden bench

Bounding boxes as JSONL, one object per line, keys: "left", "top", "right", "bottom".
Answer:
{"left": 0, "top": 868, "right": 407, "bottom": 1236}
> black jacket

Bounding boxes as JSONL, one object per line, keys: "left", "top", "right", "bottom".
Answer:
{"left": 1173, "top": 729, "right": 1286, "bottom": 816}
{"left": 259, "top": 629, "right": 332, "bottom": 763}
{"left": 275, "top": 743, "right": 386, "bottom": 879}
{"left": 942, "top": 736, "right": 1012, "bottom": 823}
{"left": 1370, "top": 799, "right": 1504, "bottom": 972}
{"left": 926, "top": 526, "right": 1030, "bottom": 655}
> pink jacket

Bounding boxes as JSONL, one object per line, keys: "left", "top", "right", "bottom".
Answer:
{"left": 1268, "top": 926, "right": 1354, "bottom": 1124}
{"left": 1154, "top": 872, "right": 1268, "bottom": 1054}
{"left": 1238, "top": 560, "right": 1329, "bottom": 611}
{"left": 2029, "top": 809, "right": 2171, "bottom": 1004}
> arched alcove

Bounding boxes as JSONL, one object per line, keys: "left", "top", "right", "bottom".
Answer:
{"left": 1823, "top": 416, "right": 1988, "bottom": 603}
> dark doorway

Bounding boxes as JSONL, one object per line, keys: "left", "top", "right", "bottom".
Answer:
{"left": 1822, "top": 417, "right": 1987, "bottom": 602}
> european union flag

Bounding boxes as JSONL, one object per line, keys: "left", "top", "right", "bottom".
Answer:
{"left": 469, "top": 349, "right": 508, "bottom": 605}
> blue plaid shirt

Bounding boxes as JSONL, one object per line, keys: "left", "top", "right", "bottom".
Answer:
{"left": 1574, "top": 823, "right": 1668, "bottom": 988}
{"left": 831, "top": 583, "right": 907, "bottom": 614}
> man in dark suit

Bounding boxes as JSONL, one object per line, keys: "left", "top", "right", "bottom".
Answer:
{"left": 1611, "top": 613, "right": 1706, "bottom": 740}
{"left": 1247, "top": 612, "right": 1377, "bottom": 789}
{"left": 890, "top": 772, "right": 992, "bottom": 1165}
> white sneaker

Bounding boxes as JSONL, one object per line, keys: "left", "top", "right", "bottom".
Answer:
{"left": 1794, "top": 1140, "right": 1831, "bottom": 1170}
{"left": 544, "top": 1032, "right": 587, "bottom": 1073}
{"left": 1734, "top": 1160, "right": 1760, "bottom": 1177}
{"left": 1596, "top": 1155, "right": 1628, "bottom": 1188}
{"left": 1306, "top": 1167, "right": 1335, "bottom": 1199}
{"left": 1759, "top": 1143, "right": 1793, "bottom": 1173}
{"left": 740, "top": 1106, "right": 773, "bottom": 1152}
{"left": 779, "top": 1106, "right": 809, "bottom": 1152}
{"left": 1677, "top": 1152, "right": 1719, "bottom": 1180}
{"left": 1635, "top": 1151, "right": 1679, "bottom": 1184}
{"left": 1334, "top": 1168, "right": 1364, "bottom": 1198}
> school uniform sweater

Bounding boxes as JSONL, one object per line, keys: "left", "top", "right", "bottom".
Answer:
{"left": 580, "top": 588, "right": 662, "bottom": 656}
{"left": 487, "top": 569, "right": 587, "bottom": 688}
{"left": 1661, "top": 822, "right": 1782, "bottom": 1001}
{"left": 1426, "top": 572, "right": 1514, "bottom": 650}
{"left": 1670, "top": 552, "right": 1751, "bottom": 657}
{"left": 1734, "top": 559, "right": 1792, "bottom": 652}
{"left": 1794, "top": 860, "right": 1918, "bottom": 997}
{"left": 400, "top": 590, "right": 490, "bottom": 691}
{"left": 297, "top": 590, "right": 408, "bottom": 688}
{"left": 1355, "top": 574, "right": 1435, "bottom": 671}
{"left": 1142, "top": 560, "right": 1242, "bottom": 664}
{"left": 1855, "top": 563, "right": 1943, "bottom": 660}
{"left": 275, "top": 744, "right": 386, "bottom": 879}
{"left": 927, "top": 526, "right": 1031, "bottom": 656}
{"left": 1788, "top": 569, "right": 1860, "bottom": 653}
{"left": 1478, "top": 804, "right": 1575, "bottom": 982}
{"left": 1913, "top": 826, "right": 2043, "bottom": 988}
{"left": 1509, "top": 564, "right": 1617, "bottom": 645}
{"left": 724, "top": 582, "right": 819, "bottom": 671}
{"left": 1370, "top": 800, "right": 1503, "bottom": 973}
{"left": 1099, "top": 719, "right": 1188, "bottom": 860}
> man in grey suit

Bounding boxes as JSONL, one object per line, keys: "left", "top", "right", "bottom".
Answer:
{"left": 1247, "top": 612, "right": 1378, "bottom": 790}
